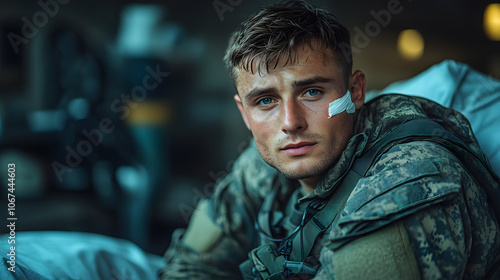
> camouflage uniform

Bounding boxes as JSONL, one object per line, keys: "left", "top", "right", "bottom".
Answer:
{"left": 160, "top": 94, "right": 500, "bottom": 279}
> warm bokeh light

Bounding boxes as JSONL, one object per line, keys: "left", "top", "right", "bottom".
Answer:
{"left": 484, "top": 3, "right": 500, "bottom": 41}
{"left": 127, "top": 101, "right": 172, "bottom": 125}
{"left": 397, "top": 29, "right": 425, "bottom": 61}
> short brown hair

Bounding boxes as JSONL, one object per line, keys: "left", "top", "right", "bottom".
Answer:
{"left": 224, "top": 0, "right": 352, "bottom": 88}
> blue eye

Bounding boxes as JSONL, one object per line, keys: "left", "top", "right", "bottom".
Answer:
{"left": 258, "top": 97, "right": 274, "bottom": 105}
{"left": 305, "top": 89, "right": 320, "bottom": 97}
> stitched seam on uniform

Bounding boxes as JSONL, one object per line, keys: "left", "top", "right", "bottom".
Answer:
{"left": 349, "top": 160, "right": 440, "bottom": 213}
{"left": 396, "top": 223, "right": 416, "bottom": 278}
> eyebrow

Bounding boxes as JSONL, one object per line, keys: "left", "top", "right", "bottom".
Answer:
{"left": 244, "top": 88, "right": 276, "bottom": 104}
{"left": 243, "top": 75, "right": 334, "bottom": 104}
{"left": 293, "top": 76, "right": 333, "bottom": 88}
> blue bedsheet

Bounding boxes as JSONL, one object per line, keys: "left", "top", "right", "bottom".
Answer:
{"left": 0, "top": 231, "right": 164, "bottom": 280}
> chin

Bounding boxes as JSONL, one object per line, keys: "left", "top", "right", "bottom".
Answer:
{"left": 258, "top": 145, "right": 336, "bottom": 180}
{"left": 277, "top": 161, "right": 331, "bottom": 181}
{"left": 282, "top": 170, "right": 323, "bottom": 181}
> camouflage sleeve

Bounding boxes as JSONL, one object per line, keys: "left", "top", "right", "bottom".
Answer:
{"left": 402, "top": 149, "right": 500, "bottom": 279}
{"left": 159, "top": 140, "right": 278, "bottom": 279}
{"left": 319, "top": 141, "right": 500, "bottom": 279}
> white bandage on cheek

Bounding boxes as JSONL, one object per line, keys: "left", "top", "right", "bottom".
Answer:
{"left": 328, "top": 90, "right": 356, "bottom": 118}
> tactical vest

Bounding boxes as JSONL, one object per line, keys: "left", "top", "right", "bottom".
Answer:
{"left": 239, "top": 118, "right": 500, "bottom": 280}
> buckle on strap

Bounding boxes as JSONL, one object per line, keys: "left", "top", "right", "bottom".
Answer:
{"left": 283, "top": 260, "right": 317, "bottom": 275}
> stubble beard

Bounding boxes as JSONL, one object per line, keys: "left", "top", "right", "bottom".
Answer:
{"left": 255, "top": 133, "right": 340, "bottom": 181}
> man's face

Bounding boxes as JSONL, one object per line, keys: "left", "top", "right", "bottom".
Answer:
{"left": 234, "top": 45, "right": 365, "bottom": 188}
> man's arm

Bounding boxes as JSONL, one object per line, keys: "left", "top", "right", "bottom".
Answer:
{"left": 315, "top": 141, "right": 500, "bottom": 279}
{"left": 159, "top": 141, "right": 278, "bottom": 279}
{"left": 159, "top": 199, "right": 246, "bottom": 280}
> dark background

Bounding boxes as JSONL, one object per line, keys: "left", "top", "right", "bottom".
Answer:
{"left": 0, "top": 0, "right": 498, "bottom": 255}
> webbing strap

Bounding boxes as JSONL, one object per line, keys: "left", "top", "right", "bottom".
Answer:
{"left": 353, "top": 118, "right": 465, "bottom": 175}
{"left": 289, "top": 169, "right": 360, "bottom": 261}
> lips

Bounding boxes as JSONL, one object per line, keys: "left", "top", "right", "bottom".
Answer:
{"left": 281, "top": 142, "right": 317, "bottom": 157}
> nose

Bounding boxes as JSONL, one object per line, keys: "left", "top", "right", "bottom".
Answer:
{"left": 281, "top": 99, "right": 307, "bottom": 134}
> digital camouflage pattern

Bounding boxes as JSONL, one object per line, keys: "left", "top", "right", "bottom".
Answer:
{"left": 160, "top": 94, "right": 500, "bottom": 279}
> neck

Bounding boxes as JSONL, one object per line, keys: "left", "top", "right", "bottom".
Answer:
{"left": 299, "top": 176, "right": 319, "bottom": 194}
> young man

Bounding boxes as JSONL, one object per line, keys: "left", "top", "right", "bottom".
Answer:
{"left": 161, "top": 1, "right": 500, "bottom": 279}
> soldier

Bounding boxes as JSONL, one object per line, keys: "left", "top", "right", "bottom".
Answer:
{"left": 160, "top": 1, "right": 500, "bottom": 279}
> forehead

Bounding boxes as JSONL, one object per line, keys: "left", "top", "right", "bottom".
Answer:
{"left": 234, "top": 45, "right": 341, "bottom": 90}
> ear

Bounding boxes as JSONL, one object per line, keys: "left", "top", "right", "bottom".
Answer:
{"left": 234, "top": 94, "right": 251, "bottom": 130}
{"left": 349, "top": 70, "right": 366, "bottom": 110}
